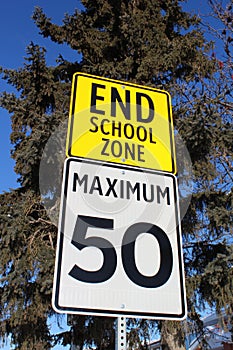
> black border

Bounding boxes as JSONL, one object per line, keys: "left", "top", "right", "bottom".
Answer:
{"left": 67, "top": 73, "right": 176, "bottom": 175}
{"left": 53, "top": 158, "right": 186, "bottom": 319}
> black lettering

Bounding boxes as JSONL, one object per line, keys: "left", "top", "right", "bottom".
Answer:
{"left": 89, "top": 176, "right": 103, "bottom": 195}
{"left": 111, "top": 87, "right": 130, "bottom": 120}
{"left": 138, "top": 145, "right": 145, "bottom": 162}
{"left": 89, "top": 116, "right": 99, "bottom": 133}
{"left": 100, "top": 119, "right": 110, "bottom": 135}
{"left": 125, "top": 142, "right": 135, "bottom": 160}
{"left": 157, "top": 186, "right": 170, "bottom": 205}
{"left": 101, "top": 138, "right": 110, "bottom": 156}
{"left": 73, "top": 173, "right": 88, "bottom": 193}
{"left": 105, "top": 178, "right": 118, "bottom": 197}
{"left": 149, "top": 128, "right": 156, "bottom": 144}
{"left": 112, "top": 121, "right": 122, "bottom": 137}
{"left": 120, "top": 179, "right": 124, "bottom": 198}
{"left": 124, "top": 123, "right": 134, "bottom": 139}
{"left": 143, "top": 183, "right": 154, "bottom": 202}
{"left": 136, "top": 126, "right": 147, "bottom": 142}
{"left": 136, "top": 92, "right": 154, "bottom": 123}
{"left": 126, "top": 181, "right": 140, "bottom": 201}
{"left": 111, "top": 140, "right": 122, "bottom": 157}
{"left": 122, "top": 223, "right": 173, "bottom": 288}
{"left": 69, "top": 215, "right": 116, "bottom": 283}
{"left": 90, "top": 83, "right": 105, "bottom": 115}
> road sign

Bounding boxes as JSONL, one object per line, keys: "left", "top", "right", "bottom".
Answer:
{"left": 66, "top": 73, "right": 176, "bottom": 174}
{"left": 52, "top": 158, "right": 186, "bottom": 319}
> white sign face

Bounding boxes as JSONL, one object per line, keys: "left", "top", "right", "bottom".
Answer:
{"left": 52, "top": 158, "right": 186, "bottom": 320}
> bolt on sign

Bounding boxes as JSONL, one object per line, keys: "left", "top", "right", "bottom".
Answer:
{"left": 66, "top": 73, "right": 176, "bottom": 174}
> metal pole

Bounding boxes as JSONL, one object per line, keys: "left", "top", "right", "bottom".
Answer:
{"left": 115, "top": 317, "right": 127, "bottom": 350}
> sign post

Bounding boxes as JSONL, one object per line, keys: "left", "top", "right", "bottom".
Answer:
{"left": 115, "top": 317, "right": 126, "bottom": 350}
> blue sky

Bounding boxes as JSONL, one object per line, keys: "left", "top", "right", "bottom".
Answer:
{"left": 0, "top": 0, "right": 80, "bottom": 194}
{"left": 0, "top": 0, "right": 223, "bottom": 348}
{"left": 0, "top": 0, "right": 218, "bottom": 194}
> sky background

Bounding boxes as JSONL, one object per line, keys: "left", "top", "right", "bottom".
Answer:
{"left": 0, "top": 0, "right": 214, "bottom": 195}
{"left": 0, "top": 0, "right": 80, "bottom": 194}
{"left": 0, "top": 0, "right": 222, "bottom": 348}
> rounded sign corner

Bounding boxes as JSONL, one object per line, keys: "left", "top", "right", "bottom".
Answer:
{"left": 163, "top": 88, "right": 172, "bottom": 99}
{"left": 66, "top": 148, "right": 72, "bottom": 159}
{"left": 172, "top": 162, "right": 177, "bottom": 176}
{"left": 177, "top": 307, "right": 188, "bottom": 321}
{"left": 52, "top": 295, "right": 64, "bottom": 314}
{"left": 73, "top": 71, "right": 82, "bottom": 79}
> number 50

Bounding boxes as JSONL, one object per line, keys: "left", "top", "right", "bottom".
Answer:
{"left": 69, "top": 215, "right": 173, "bottom": 288}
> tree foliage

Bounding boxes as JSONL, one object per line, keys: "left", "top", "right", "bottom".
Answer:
{"left": 0, "top": 0, "right": 232, "bottom": 349}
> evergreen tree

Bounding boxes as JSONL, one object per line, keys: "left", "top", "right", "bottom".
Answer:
{"left": 0, "top": 0, "right": 232, "bottom": 349}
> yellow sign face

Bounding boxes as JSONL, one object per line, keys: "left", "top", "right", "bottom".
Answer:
{"left": 67, "top": 73, "right": 176, "bottom": 173}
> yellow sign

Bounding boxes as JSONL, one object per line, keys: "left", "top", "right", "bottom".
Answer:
{"left": 67, "top": 73, "right": 176, "bottom": 173}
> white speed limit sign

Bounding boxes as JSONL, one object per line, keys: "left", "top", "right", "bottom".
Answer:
{"left": 52, "top": 158, "right": 186, "bottom": 320}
